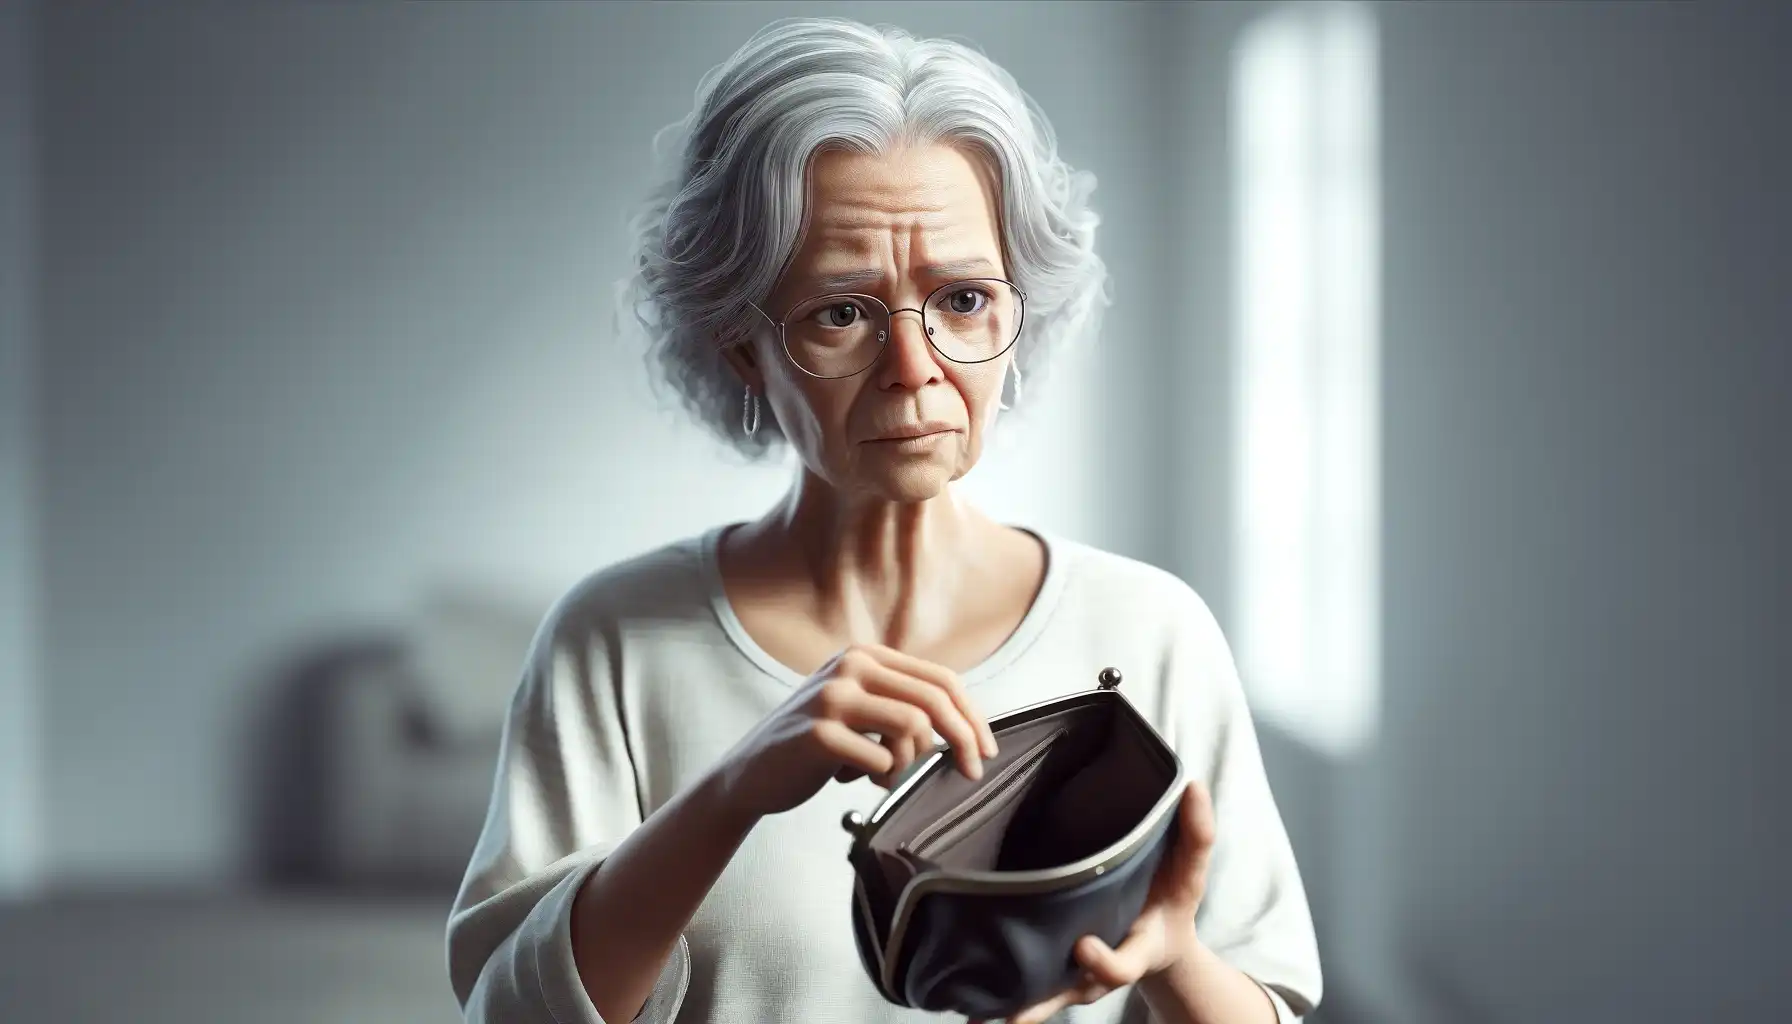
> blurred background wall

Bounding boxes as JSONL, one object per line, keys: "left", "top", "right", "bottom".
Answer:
{"left": 0, "top": 0, "right": 41, "bottom": 901}
{"left": 1239, "top": 4, "right": 1792, "bottom": 1022}
{"left": 1, "top": 2, "right": 1787, "bottom": 1022}
{"left": 25, "top": 0, "right": 1147, "bottom": 886}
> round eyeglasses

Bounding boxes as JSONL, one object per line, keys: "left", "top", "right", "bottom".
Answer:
{"left": 748, "top": 278, "right": 1027, "bottom": 380}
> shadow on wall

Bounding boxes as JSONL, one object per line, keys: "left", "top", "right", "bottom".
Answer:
{"left": 241, "top": 589, "right": 542, "bottom": 895}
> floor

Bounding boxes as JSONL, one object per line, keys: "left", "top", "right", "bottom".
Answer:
{"left": 0, "top": 893, "right": 460, "bottom": 1023}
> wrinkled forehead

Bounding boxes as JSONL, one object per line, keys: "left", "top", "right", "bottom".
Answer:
{"left": 773, "top": 143, "right": 1007, "bottom": 303}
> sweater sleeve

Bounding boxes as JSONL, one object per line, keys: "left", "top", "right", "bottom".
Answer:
{"left": 1171, "top": 590, "right": 1325, "bottom": 1021}
{"left": 445, "top": 606, "right": 691, "bottom": 1024}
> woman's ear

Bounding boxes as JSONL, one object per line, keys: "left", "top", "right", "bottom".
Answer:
{"left": 720, "top": 336, "right": 767, "bottom": 394}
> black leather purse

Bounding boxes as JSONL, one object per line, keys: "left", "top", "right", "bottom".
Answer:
{"left": 841, "top": 668, "right": 1185, "bottom": 1019}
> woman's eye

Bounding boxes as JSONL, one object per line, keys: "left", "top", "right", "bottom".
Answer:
{"left": 817, "top": 303, "right": 861, "bottom": 328}
{"left": 944, "top": 289, "right": 989, "bottom": 314}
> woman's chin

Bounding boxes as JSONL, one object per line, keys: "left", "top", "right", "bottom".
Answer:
{"left": 859, "top": 459, "right": 963, "bottom": 504}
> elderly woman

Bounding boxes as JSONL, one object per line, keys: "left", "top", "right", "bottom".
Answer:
{"left": 448, "top": 17, "right": 1321, "bottom": 1024}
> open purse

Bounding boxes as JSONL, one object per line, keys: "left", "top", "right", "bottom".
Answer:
{"left": 841, "top": 667, "right": 1186, "bottom": 1018}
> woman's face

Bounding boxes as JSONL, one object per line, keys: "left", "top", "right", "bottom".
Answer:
{"left": 727, "top": 143, "right": 1014, "bottom": 504}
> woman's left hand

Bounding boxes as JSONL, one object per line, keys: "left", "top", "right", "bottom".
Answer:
{"left": 978, "top": 779, "right": 1217, "bottom": 1024}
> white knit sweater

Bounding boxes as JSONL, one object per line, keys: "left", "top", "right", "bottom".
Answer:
{"left": 446, "top": 527, "right": 1322, "bottom": 1023}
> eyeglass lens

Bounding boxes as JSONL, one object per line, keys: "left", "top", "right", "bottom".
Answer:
{"left": 774, "top": 279, "right": 1023, "bottom": 379}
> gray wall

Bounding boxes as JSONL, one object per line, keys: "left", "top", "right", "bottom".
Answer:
{"left": 1380, "top": 4, "right": 1791, "bottom": 1020}
{"left": 0, "top": 0, "right": 42, "bottom": 896}
{"left": 33, "top": 1, "right": 1176, "bottom": 885}
{"left": 1173, "top": 4, "right": 1792, "bottom": 1022}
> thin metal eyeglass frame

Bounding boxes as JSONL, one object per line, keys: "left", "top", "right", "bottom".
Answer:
{"left": 744, "top": 277, "right": 1028, "bottom": 380}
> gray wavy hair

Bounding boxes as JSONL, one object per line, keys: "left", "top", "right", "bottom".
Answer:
{"left": 618, "top": 17, "right": 1109, "bottom": 459}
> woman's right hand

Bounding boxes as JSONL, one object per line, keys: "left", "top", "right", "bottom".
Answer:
{"left": 711, "top": 642, "right": 1001, "bottom": 821}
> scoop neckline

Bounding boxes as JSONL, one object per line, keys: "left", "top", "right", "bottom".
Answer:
{"left": 697, "top": 522, "right": 1071, "bottom": 689}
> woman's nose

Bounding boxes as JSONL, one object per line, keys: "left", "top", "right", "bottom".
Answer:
{"left": 877, "top": 308, "right": 944, "bottom": 389}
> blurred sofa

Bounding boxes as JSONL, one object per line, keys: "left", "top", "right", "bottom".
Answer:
{"left": 252, "top": 590, "right": 540, "bottom": 892}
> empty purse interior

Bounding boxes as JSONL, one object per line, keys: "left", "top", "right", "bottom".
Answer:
{"left": 869, "top": 699, "right": 1177, "bottom": 876}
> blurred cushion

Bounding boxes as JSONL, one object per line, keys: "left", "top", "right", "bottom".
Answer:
{"left": 405, "top": 586, "right": 544, "bottom": 742}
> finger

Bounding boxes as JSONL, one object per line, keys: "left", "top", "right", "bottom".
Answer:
{"left": 1077, "top": 931, "right": 1157, "bottom": 989}
{"left": 837, "top": 704, "right": 937, "bottom": 788}
{"left": 859, "top": 644, "right": 999, "bottom": 758}
{"left": 848, "top": 662, "right": 982, "bottom": 777}
{"left": 855, "top": 663, "right": 985, "bottom": 780}
{"left": 1009, "top": 989, "right": 1078, "bottom": 1024}
{"left": 818, "top": 682, "right": 935, "bottom": 752}
{"left": 870, "top": 733, "right": 919, "bottom": 789}
{"left": 815, "top": 678, "right": 935, "bottom": 786}
{"left": 1009, "top": 978, "right": 1106, "bottom": 1024}
{"left": 839, "top": 704, "right": 935, "bottom": 788}
{"left": 1075, "top": 975, "right": 1117, "bottom": 1005}
{"left": 820, "top": 688, "right": 939, "bottom": 785}
{"left": 811, "top": 719, "right": 896, "bottom": 779}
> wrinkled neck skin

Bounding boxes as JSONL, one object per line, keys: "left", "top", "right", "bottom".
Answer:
{"left": 737, "top": 466, "right": 1005, "bottom": 653}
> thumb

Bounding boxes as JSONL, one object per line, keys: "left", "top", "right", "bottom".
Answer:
{"left": 1178, "top": 780, "right": 1217, "bottom": 881}
{"left": 1182, "top": 780, "right": 1216, "bottom": 849}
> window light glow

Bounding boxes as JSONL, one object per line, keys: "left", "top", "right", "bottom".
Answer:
{"left": 1232, "top": 1, "right": 1381, "bottom": 756}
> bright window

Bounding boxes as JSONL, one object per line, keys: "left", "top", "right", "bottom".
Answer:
{"left": 1232, "top": 1, "right": 1381, "bottom": 756}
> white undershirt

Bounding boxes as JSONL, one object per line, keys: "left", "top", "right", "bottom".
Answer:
{"left": 446, "top": 526, "right": 1322, "bottom": 1023}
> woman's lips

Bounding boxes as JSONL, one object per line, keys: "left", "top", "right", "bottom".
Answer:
{"left": 864, "top": 427, "right": 956, "bottom": 445}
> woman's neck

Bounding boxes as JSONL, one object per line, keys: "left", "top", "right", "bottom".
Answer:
{"left": 738, "top": 470, "right": 1006, "bottom": 651}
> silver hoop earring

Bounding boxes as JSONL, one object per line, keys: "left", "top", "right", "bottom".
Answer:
{"left": 999, "top": 360, "right": 1024, "bottom": 411}
{"left": 742, "top": 387, "right": 760, "bottom": 438}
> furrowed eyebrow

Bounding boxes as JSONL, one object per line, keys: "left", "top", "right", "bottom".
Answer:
{"left": 809, "top": 267, "right": 884, "bottom": 291}
{"left": 805, "top": 257, "right": 1002, "bottom": 293}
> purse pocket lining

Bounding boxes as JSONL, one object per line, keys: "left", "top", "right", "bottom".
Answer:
{"left": 907, "top": 727, "right": 1068, "bottom": 860}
